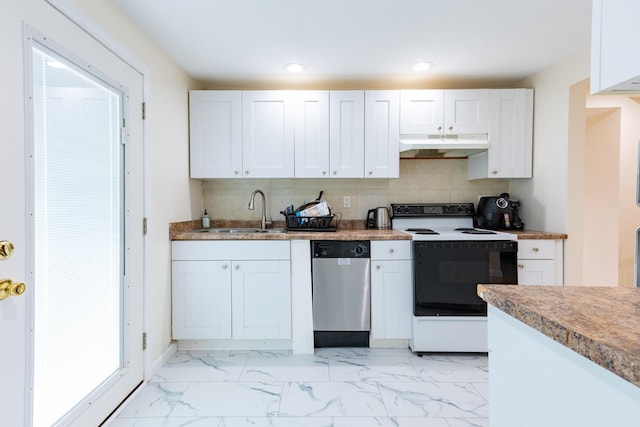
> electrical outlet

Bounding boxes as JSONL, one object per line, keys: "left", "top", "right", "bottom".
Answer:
{"left": 343, "top": 196, "right": 351, "bottom": 208}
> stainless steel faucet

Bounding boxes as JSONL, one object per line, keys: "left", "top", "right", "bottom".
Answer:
{"left": 248, "top": 189, "right": 269, "bottom": 230}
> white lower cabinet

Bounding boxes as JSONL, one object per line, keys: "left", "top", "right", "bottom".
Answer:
{"left": 172, "top": 241, "right": 291, "bottom": 341}
{"left": 517, "top": 239, "right": 563, "bottom": 286}
{"left": 370, "top": 240, "right": 412, "bottom": 340}
{"left": 231, "top": 260, "right": 291, "bottom": 339}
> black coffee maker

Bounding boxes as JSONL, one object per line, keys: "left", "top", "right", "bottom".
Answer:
{"left": 475, "top": 193, "right": 524, "bottom": 230}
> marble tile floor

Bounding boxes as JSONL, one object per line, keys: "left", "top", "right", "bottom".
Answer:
{"left": 107, "top": 348, "right": 489, "bottom": 427}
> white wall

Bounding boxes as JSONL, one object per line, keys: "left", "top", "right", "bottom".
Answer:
{"left": 511, "top": 46, "right": 591, "bottom": 233}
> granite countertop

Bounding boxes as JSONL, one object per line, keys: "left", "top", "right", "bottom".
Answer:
{"left": 506, "top": 230, "right": 567, "bottom": 240}
{"left": 170, "top": 220, "right": 411, "bottom": 241}
{"left": 170, "top": 220, "right": 565, "bottom": 241}
{"left": 477, "top": 284, "right": 640, "bottom": 387}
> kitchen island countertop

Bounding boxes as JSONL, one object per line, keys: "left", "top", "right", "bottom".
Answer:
{"left": 477, "top": 284, "right": 640, "bottom": 387}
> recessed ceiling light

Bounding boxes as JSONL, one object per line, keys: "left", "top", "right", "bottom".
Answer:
{"left": 285, "top": 63, "right": 306, "bottom": 73}
{"left": 412, "top": 61, "right": 433, "bottom": 72}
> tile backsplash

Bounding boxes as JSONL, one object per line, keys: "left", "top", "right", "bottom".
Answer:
{"left": 202, "top": 159, "right": 508, "bottom": 222}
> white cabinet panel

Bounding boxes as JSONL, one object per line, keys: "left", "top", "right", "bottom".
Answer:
{"left": 400, "top": 90, "right": 444, "bottom": 134}
{"left": 371, "top": 260, "right": 412, "bottom": 340}
{"left": 468, "top": 89, "right": 533, "bottom": 179}
{"left": 400, "top": 89, "right": 488, "bottom": 136}
{"left": 329, "top": 91, "right": 365, "bottom": 178}
{"left": 516, "top": 239, "right": 563, "bottom": 286}
{"left": 171, "top": 241, "right": 292, "bottom": 342}
{"left": 444, "top": 89, "right": 489, "bottom": 134}
{"left": 517, "top": 259, "right": 556, "bottom": 286}
{"left": 172, "top": 261, "right": 232, "bottom": 339}
{"left": 370, "top": 241, "right": 412, "bottom": 340}
{"left": 189, "top": 91, "right": 242, "bottom": 178}
{"left": 364, "top": 90, "right": 399, "bottom": 178}
{"left": 591, "top": 0, "right": 640, "bottom": 93}
{"left": 294, "top": 91, "right": 330, "bottom": 178}
{"left": 232, "top": 260, "right": 292, "bottom": 339}
{"left": 242, "top": 91, "right": 295, "bottom": 178}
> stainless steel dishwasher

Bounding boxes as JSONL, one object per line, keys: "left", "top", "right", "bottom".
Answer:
{"left": 311, "top": 240, "right": 371, "bottom": 347}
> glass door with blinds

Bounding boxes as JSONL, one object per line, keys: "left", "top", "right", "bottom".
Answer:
{"left": 30, "top": 42, "right": 139, "bottom": 426}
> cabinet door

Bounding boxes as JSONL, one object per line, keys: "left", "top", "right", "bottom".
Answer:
{"left": 468, "top": 88, "right": 533, "bottom": 180}
{"left": 399, "top": 89, "right": 444, "bottom": 134}
{"left": 189, "top": 91, "right": 242, "bottom": 178}
{"left": 329, "top": 91, "right": 365, "bottom": 178}
{"left": 444, "top": 89, "right": 489, "bottom": 134}
{"left": 487, "top": 89, "right": 533, "bottom": 178}
{"left": 294, "top": 91, "right": 330, "bottom": 178}
{"left": 172, "top": 261, "right": 232, "bottom": 339}
{"left": 242, "top": 91, "right": 295, "bottom": 178}
{"left": 232, "top": 260, "right": 291, "bottom": 339}
{"left": 591, "top": 0, "right": 640, "bottom": 92}
{"left": 517, "top": 259, "right": 556, "bottom": 286}
{"left": 364, "top": 90, "right": 400, "bottom": 178}
{"left": 371, "top": 260, "right": 412, "bottom": 339}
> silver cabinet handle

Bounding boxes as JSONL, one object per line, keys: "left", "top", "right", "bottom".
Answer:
{"left": 532, "top": 247, "right": 539, "bottom": 252}
{"left": 234, "top": 264, "right": 240, "bottom": 270}
{"left": 375, "top": 265, "right": 381, "bottom": 270}
{"left": 389, "top": 248, "right": 395, "bottom": 254}
{"left": 518, "top": 264, "right": 525, "bottom": 269}
{"left": 222, "top": 264, "right": 228, "bottom": 270}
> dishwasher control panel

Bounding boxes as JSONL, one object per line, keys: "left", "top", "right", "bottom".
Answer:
{"left": 312, "top": 241, "right": 370, "bottom": 258}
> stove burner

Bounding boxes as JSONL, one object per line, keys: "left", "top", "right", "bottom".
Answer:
{"left": 406, "top": 228, "right": 439, "bottom": 235}
{"left": 460, "top": 229, "right": 496, "bottom": 235}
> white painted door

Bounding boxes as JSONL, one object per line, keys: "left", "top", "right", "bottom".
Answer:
{"left": 364, "top": 90, "right": 400, "bottom": 178}
{"left": 0, "top": 21, "right": 144, "bottom": 427}
{"left": 242, "top": 91, "right": 295, "bottom": 178}
{"left": 232, "top": 260, "right": 291, "bottom": 339}
{"left": 172, "top": 260, "right": 232, "bottom": 339}
{"left": 189, "top": 90, "right": 243, "bottom": 178}
{"left": 294, "top": 91, "right": 330, "bottom": 178}
{"left": 329, "top": 91, "right": 365, "bottom": 178}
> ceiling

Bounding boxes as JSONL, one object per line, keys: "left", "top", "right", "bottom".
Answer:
{"left": 111, "top": 0, "right": 592, "bottom": 89}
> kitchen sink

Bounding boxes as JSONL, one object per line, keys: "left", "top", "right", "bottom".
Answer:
{"left": 198, "top": 228, "right": 287, "bottom": 234}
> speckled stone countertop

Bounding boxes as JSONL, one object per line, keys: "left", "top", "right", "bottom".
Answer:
{"left": 505, "top": 230, "right": 568, "bottom": 240}
{"left": 477, "top": 284, "right": 640, "bottom": 387}
{"left": 170, "top": 220, "right": 411, "bottom": 241}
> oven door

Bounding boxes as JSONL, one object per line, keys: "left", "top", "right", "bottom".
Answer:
{"left": 413, "top": 240, "right": 518, "bottom": 316}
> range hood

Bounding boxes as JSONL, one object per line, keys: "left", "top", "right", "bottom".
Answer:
{"left": 399, "top": 134, "right": 489, "bottom": 158}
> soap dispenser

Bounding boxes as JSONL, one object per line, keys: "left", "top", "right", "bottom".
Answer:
{"left": 201, "top": 209, "right": 210, "bottom": 229}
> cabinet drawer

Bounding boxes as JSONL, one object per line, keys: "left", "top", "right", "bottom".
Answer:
{"left": 172, "top": 240, "right": 290, "bottom": 260}
{"left": 517, "top": 240, "right": 555, "bottom": 259}
{"left": 371, "top": 240, "right": 411, "bottom": 260}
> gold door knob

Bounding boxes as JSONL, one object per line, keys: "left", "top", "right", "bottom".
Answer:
{"left": 0, "top": 240, "right": 14, "bottom": 260}
{"left": 0, "top": 279, "right": 26, "bottom": 300}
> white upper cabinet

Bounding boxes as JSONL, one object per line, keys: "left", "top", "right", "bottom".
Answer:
{"left": 189, "top": 91, "right": 242, "bottom": 178}
{"left": 400, "top": 89, "right": 489, "bottom": 136}
{"left": 400, "top": 90, "right": 444, "bottom": 134}
{"left": 329, "top": 91, "right": 365, "bottom": 178}
{"left": 591, "top": 0, "right": 640, "bottom": 93}
{"left": 294, "top": 91, "right": 330, "bottom": 178}
{"left": 242, "top": 91, "right": 295, "bottom": 178}
{"left": 364, "top": 90, "right": 400, "bottom": 178}
{"left": 468, "top": 89, "right": 533, "bottom": 179}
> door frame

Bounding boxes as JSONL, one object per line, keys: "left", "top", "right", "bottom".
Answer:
{"left": 44, "top": 0, "right": 153, "bottom": 381}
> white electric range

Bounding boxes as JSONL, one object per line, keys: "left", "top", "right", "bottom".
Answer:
{"left": 391, "top": 203, "right": 519, "bottom": 353}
